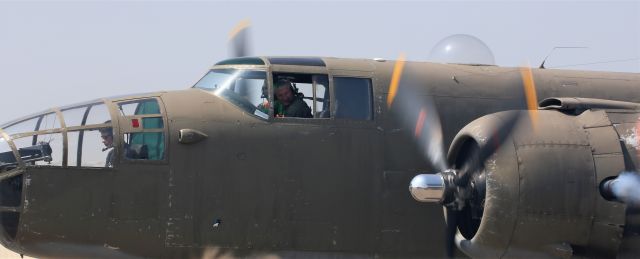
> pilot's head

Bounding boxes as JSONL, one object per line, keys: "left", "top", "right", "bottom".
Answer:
{"left": 275, "top": 79, "right": 294, "bottom": 106}
{"left": 99, "top": 122, "right": 113, "bottom": 148}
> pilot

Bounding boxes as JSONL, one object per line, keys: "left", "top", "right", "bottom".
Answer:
{"left": 273, "top": 79, "right": 312, "bottom": 118}
{"left": 99, "top": 125, "right": 115, "bottom": 168}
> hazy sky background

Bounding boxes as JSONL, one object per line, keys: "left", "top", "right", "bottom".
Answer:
{"left": 0, "top": 0, "right": 639, "bottom": 123}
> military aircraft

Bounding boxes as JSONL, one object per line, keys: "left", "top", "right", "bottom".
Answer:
{"left": 0, "top": 22, "right": 639, "bottom": 258}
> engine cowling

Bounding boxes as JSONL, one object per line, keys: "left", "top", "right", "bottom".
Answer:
{"left": 448, "top": 108, "right": 639, "bottom": 258}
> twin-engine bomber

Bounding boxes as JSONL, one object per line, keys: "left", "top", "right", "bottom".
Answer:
{"left": 0, "top": 56, "right": 639, "bottom": 258}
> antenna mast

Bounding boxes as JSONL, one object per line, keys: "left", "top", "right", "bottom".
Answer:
{"left": 539, "top": 46, "right": 588, "bottom": 69}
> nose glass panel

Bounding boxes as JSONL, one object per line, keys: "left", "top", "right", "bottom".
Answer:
{"left": 0, "top": 100, "right": 115, "bottom": 169}
{"left": 84, "top": 103, "right": 111, "bottom": 126}
{"left": 62, "top": 107, "right": 88, "bottom": 128}
{"left": 11, "top": 135, "right": 56, "bottom": 166}
{"left": 0, "top": 138, "right": 15, "bottom": 170}
{"left": 81, "top": 129, "right": 113, "bottom": 167}
{"left": 2, "top": 117, "right": 39, "bottom": 137}
{"left": 39, "top": 113, "right": 61, "bottom": 131}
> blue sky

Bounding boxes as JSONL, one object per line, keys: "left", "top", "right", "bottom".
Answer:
{"left": 0, "top": 0, "right": 638, "bottom": 121}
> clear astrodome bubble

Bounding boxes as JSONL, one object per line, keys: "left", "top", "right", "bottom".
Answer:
{"left": 428, "top": 34, "right": 496, "bottom": 65}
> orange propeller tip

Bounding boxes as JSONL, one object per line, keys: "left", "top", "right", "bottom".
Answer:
{"left": 228, "top": 19, "right": 251, "bottom": 41}
{"left": 387, "top": 53, "right": 407, "bottom": 108}
{"left": 519, "top": 65, "right": 539, "bottom": 131}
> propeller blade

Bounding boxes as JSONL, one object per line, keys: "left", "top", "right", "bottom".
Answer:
{"left": 228, "top": 19, "right": 251, "bottom": 58}
{"left": 445, "top": 206, "right": 459, "bottom": 258}
{"left": 520, "top": 65, "right": 539, "bottom": 131}
{"left": 387, "top": 53, "right": 405, "bottom": 109}
{"left": 456, "top": 110, "right": 521, "bottom": 186}
{"left": 388, "top": 54, "right": 447, "bottom": 171}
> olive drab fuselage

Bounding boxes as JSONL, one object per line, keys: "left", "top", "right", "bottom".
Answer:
{"left": 0, "top": 57, "right": 638, "bottom": 258}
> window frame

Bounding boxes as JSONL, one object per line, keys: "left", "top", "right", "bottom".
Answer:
{"left": 268, "top": 65, "right": 331, "bottom": 124}
{"left": 270, "top": 72, "right": 330, "bottom": 120}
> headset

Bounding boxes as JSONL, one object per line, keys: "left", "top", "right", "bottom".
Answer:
{"left": 275, "top": 77, "right": 301, "bottom": 96}
{"left": 261, "top": 77, "right": 301, "bottom": 99}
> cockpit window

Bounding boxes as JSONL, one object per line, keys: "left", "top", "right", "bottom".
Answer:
{"left": 194, "top": 69, "right": 269, "bottom": 119}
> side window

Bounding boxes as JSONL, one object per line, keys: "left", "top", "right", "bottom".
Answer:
{"left": 118, "top": 99, "right": 165, "bottom": 161}
{"left": 271, "top": 73, "right": 330, "bottom": 119}
{"left": 334, "top": 77, "right": 373, "bottom": 120}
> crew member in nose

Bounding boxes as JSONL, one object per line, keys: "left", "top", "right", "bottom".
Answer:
{"left": 99, "top": 123, "right": 115, "bottom": 168}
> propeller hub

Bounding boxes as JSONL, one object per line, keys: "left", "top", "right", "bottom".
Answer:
{"left": 409, "top": 173, "right": 446, "bottom": 203}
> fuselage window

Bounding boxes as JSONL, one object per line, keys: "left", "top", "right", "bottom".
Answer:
{"left": 333, "top": 77, "right": 373, "bottom": 120}
{"left": 123, "top": 132, "right": 164, "bottom": 160}
{"left": 269, "top": 73, "right": 330, "bottom": 119}
{"left": 117, "top": 99, "right": 165, "bottom": 162}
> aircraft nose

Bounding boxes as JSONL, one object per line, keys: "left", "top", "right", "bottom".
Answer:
{"left": 0, "top": 100, "right": 114, "bottom": 248}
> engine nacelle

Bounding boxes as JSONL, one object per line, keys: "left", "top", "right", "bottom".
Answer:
{"left": 449, "top": 108, "right": 639, "bottom": 258}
